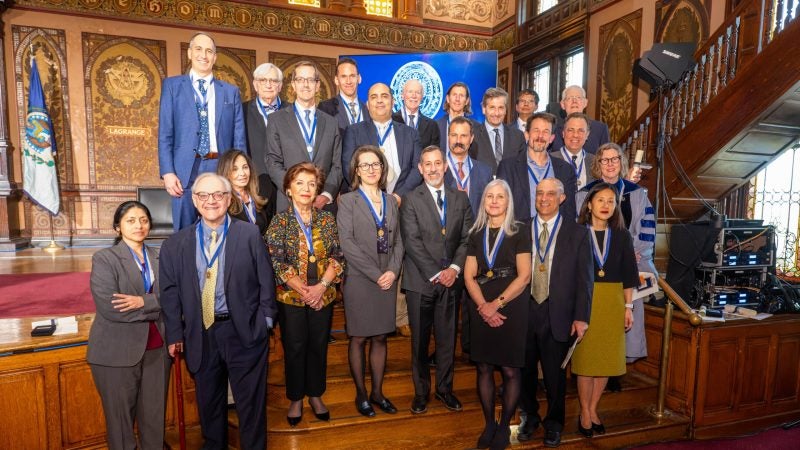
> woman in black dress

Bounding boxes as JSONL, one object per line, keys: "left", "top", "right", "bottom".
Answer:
{"left": 217, "top": 149, "right": 275, "bottom": 234}
{"left": 464, "top": 179, "right": 532, "bottom": 449}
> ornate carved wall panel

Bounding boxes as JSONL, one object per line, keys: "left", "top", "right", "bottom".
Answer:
{"left": 12, "top": 26, "right": 74, "bottom": 238}
{"left": 269, "top": 52, "right": 336, "bottom": 104}
{"left": 597, "top": 10, "right": 642, "bottom": 142}
{"left": 655, "top": 0, "right": 710, "bottom": 48}
{"left": 423, "top": 0, "right": 515, "bottom": 28}
{"left": 82, "top": 33, "right": 166, "bottom": 190}
{"left": 180, "top": 43, "right": 255, "bottom": 102}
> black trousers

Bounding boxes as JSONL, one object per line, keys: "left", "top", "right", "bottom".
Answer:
{"left": 193, "top": 320, "right": 268, "bottom": 450}
{"left": 519, "top": 298, "right": 570, "bottom": 432}
{"left": 278, "top": 301, "right": 333, "bottom": 400}
{"left": 406, "top": 287, "right": 457, "bottom": 397}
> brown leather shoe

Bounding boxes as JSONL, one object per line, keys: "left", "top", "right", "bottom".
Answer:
{"left": 397, "top": 325, "right": 412, "bottom": 337}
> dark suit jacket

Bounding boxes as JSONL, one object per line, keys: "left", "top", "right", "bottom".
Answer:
{"left": 243, "top": 98, "right": 287, "bottom": 178}
{"left": 319, "top": 96, "right": 371, "bottom": 135}
{"left": 265, "top": 106, "right": 342, "bottom": 211}
{"left": 545, "top": 219, "right": 593, "bottom": 342}
{"left": 443, "top": 157, "right": 492, "bottom": 215}
{"left": 392, "top": 111, "right": 440, "bottom": 149}
{"left": 551, "top": 149, "right": 597, "bottom": 191}
{"left": 88, "top": 243, "right": 163, "bottom": 367}
{"left": 158, "top": 75, "right": 246, "bottom": 187}
{"left": 400, "top": 184, "right": 474, "bottom": 297}
{"left": 496, "top": 151, "right": 577, "bottom": 223}
{"left": 342, "top": 119, "right": 422, "bottom": 196}
{"left": 436, "top": 116, "right": 479, "bottom": 156}
{"left": 159, "top": 219, "right": 277, "bottom": 373}
{"left": 470, "top": 123, "right": 527, "bottom": 174}
{"left": 550, "top": 118, "right": 610, "bottom": 155}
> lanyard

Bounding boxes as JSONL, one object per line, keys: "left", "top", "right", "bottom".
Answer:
{"left": 197, "top": 215, "right": 229, "bottom": 271}
{"left": 235, "top": 191, "right": 257, "bottom": 224}
{"left": 527, "top": 158, "right": 552, "bottom": 186}
{"left": 588, "top": 226, "right": 611, "bottom": 275}
{"left": 376, "top": 122, "right": 393, "bottom": 148}
{"left": 293, "top": 105, "right": 317, "bottom": 153}
{"left": 446, "top": 151, "right": 472, "bottom": 191}
{"left": 357, "top": 188, "right": 386, "bottom": 228}
{"left": 561, "top": 147, "right": 584, "bottom": 180}
{"left": 257, "top": 97, "right": 281, "bottom": 120}
{"left": 293, "top": 208, "right": 315, "bottom": 258}
{"left": 191, "top": 75, "right": 212, "bottom": 110}
{"left": 341, "top": 95, "right": 362, "bottom": 124}
{"left": 127, "top": 244, "right": 153, "bottom": 294}
{"left": 533, "top": 214, "right": 561, "bottom": 266}
{"left": 483, "top": 226, "right": 505, "bottom": 271}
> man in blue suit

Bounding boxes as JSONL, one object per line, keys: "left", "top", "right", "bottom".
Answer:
{"left": 158, "top": 32, "right": 246, "bottom": 231}
{"left": 160, "top": 173, "right": 277, "bottom": 450}
{"left": 342, "top": 82, "right": 422, "bottom": 201}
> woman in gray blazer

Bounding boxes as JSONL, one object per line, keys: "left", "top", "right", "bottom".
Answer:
{"left": 337, "top": 145, "right": 405, "bottom": 417}
{"left": 88, "top": 201, "right": 170, "bottom": 450}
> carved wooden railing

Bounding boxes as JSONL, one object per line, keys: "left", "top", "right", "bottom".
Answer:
{"left": 620, "top": 0, "right": 799, "bottom": 166}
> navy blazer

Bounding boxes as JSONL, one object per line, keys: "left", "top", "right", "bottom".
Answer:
{"left": 158, "top": 75, "right": 246, "bottom": 187}
{"left": 159, "top": 218, "right": 277, "bottom": 373}
{"left": 443, "top": 157, "right": 492, "bottom": 216}
{"left": 342, "top": 119, "right": 422, "bottom": 196}
{"left": 319, "top": 95, "right": 371, "bottom": 135}
{"left": 392, "top": 110, "right": 440, "bottom": 149}
{"left": 471, "top": 123, "right": 527, "bottom": 174}
{"left": 496, "top": 151, "right": 577, "bottom": 223}
{"left": 550, "top": 118, "right": 610, "bottom": 155}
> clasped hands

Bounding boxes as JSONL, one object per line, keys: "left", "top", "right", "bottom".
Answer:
{"left": 477, "top": 299, "right": 506, "bottom": 328}
{"left": 376, "top": 271, "right": 396, "bottom": 290}
{"left": 295, "top": 282, "right": 326, "bottom": 310}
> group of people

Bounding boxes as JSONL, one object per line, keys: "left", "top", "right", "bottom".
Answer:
{"left": 86, "top": 30, "right": 657, "bottom": 450}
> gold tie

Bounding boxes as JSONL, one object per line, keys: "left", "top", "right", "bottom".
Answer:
{"left": 201, "top": 230, "right": 218, "bottom": 329}
{"left": 532, "top": 222, "right": 549, "bottom": 303}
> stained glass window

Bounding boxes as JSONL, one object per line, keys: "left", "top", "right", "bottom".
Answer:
{"left": 366, "top": 0, "right": 392, "bottom": 17}
{"left": 288, "top": 0, "right": 320, "bottom": 7}
{"left": 531, "top": 64, "right": 550, "bottom": 112}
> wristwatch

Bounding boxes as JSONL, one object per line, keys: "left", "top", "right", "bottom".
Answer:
{"left": 497, "top": 296, "right": 506, "bottom": 309}
{"left": 625, "top": 303, "right": 634, "bottom": 310}
{"left": 320, "top": 279, "right": 331, "bottom": 288}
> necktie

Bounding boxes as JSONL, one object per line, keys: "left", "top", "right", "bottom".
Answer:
{"left": 197, "top": 79, "right": 210, "bottom": 157}
{"left": 349, "top": 101, "right": 357, "bottom": 123}
{"left": 532, "top": 222, "right": 549, "bottom": 303}
{"left": 409, "top": 114, "right": 416, "bottom": 128}
{"left": 201, "top": 230, "right": 218, "bottom": 329}
{"left": 304, "top": 109, "right": 312, "bottom": 128}
{"left": 436, "top": 189, "right": 443, "bottom": 210}
{"left": 572, "top": 154, "right": 580, "bottom": 188}
{"left": 457, "top": 162, "right": 466, "bottom": 191}
{"left": 493, "top": 128, "right": 502, "bottom": 163}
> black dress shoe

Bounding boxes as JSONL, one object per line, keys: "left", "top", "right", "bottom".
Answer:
{"left": 369, "top": 395, "right": 397, "bottom": 414}
{"left": 516, "top": 416, "right": 539, "bottom": 442}
{"left": 434, "top": 392, "right": 463, "bottom": 411}
{"left": 543, "top": 430, "right": 561, "bottom": 448}
{"left": 606, "top": 376, "right": 622, "bottom": 392}
{"left": 577, "top": 416, "right": 593, "bottom": 438}
{"left": 410, "top": 395, "right": 428, "bottom": 414}
{"left": 592, "top": 421, "right": 606, "bottom": 435}
{"left": 355, "top": 399, "right": 376, "bottom": 417}
{"left": 427, "top": 352, "right": 437, "bottom": 366}
{"left": 476, "top": 421, "right": 497, "bottom": 449}
{"left": 328, "top": 334, "right": 337, "bottom": 343}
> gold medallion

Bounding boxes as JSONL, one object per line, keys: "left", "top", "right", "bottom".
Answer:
{"left": 486, "top": 270, "right": 494, "bottom": 278}
{"left": 206, "top": 270, "right": 212, "bottom": 279}
{"left": 441, "top": 228, "right": 446, "bottom": 236}
{"left": 539, "top": 264, "right": 546, "bottom": 272}
{"left": 378, "top": 229, "right": 385, "bottom": 237}
{"left": 598, "top": 269, "right": 605, "bottom": 277}
{"left": 309, "top": 255, "right": 317, "bottom": 263}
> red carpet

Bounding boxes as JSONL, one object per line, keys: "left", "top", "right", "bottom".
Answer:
{"left": 634, "top": 425, "right": 800, "bottom": 449}
{"left": 0, "top": 272, "right": 94, "bottom": 318}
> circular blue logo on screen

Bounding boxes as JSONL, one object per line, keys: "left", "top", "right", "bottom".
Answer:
{"left": 390, "top": 61, "right": 443, "bottom": 119}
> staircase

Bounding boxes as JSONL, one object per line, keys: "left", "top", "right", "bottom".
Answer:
{"left": 621, "top": 0, "right": 800, "bottom": 223}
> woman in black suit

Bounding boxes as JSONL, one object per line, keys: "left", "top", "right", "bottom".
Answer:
{"left": 217, "top": 149, "right": 275, "bottom": 234}
{"left": 88, "top": 201, "right": 170, "bottom": 450}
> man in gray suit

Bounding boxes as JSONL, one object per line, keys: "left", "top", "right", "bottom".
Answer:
{"left": 265, "top": 61, "right": 342, "bottom": 212}
{"left": 550, "top": 112, "right": 596, "bottom": 192}
{"left": 471, "top": 87, "right": 527, "bottom": 174}
{"left": 400, "top": 145, "right": 473, "bottom": 415}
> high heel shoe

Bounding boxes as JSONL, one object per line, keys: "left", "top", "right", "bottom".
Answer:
{"left": 591, "top": 421, "right": 606, "bottom": 435}
{"left": 476, "top": 421, "right": 497, "bottom": 449}
{"left": 489, "top": 423, "right": 510, "bottom": 449}
{"left": 286, "top": 404, "right": 302, "bottom": 427}
{"left": 577, "top": 415, "right": 594, "bottom": 438}
{"left": 309, "top": 399, "right": 330, "bottom": 421}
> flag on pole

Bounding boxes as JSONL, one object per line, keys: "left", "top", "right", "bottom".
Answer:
{"left": 22, "top": 58, "right": 60, "bottom": 215}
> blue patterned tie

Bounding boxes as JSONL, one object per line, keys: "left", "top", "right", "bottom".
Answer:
{"left": 197, "top": 79, "right": 210, "bottom": 157}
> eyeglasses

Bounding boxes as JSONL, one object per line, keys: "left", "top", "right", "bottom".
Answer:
{"left": 193, "top": 191, "right": 229, "bottom": 201}
{"left": 564, "top": 96, "right": 586, "bottom": 102}
{"left": 255, "top": 78, "right": 281, "bottom": 85}
{"left": 293, "top": 77, "right": 319, "bottom": 85}
{"left": 598, "top": 156, "right": 622, "bottom": 165}
{"left": 358, "top": 162, "right": 383, "bottom": 171}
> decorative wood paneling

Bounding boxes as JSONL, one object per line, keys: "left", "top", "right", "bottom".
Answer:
{"left": 773, "top": 334, "right": 800, "bottom": 402}
{"left": 423, "top": 0, "right": 514, "bottom": 28}
{"left": 655, "top": 0, "right": 710, "bottom": 48}
{"left": 59, "top": 361, "right": 106, "bottom": 446}
{"left": 0, "top": 368, "right": 47, "bottom": 449}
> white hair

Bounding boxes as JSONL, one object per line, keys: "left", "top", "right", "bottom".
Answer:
{"left": 469, "top": 179, "right": 520, "bottom": 236}
{"left": 253, "top": 63, "right": 283, "bottom": 81}
{"left": 560, "top": 85, "right": 586, "bottom": 101}
{"left": 192, "top": 172, "right": 231, "bottom": 194}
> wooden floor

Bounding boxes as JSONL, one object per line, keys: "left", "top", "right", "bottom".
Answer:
{"left": 2, "top": 246, "right": 691, "bottom": 449}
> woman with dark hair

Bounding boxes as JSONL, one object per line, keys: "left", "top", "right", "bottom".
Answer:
{"left": 572, "top": 182, "right": 639, "bottom": 438}
{"left": 265, "top": 162, "right": 345, "bottom": 426}
{"left": 463, "top": 179, "right": 531, "bottom": 449}
{"left": 216, "top": 149, "right": 275, "bottom": 234}
{"left": 88, "top": 201, "right": 170, "bottom": 450}
{"left": 337, "top": 145, "right": 404, "bottom": 417}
